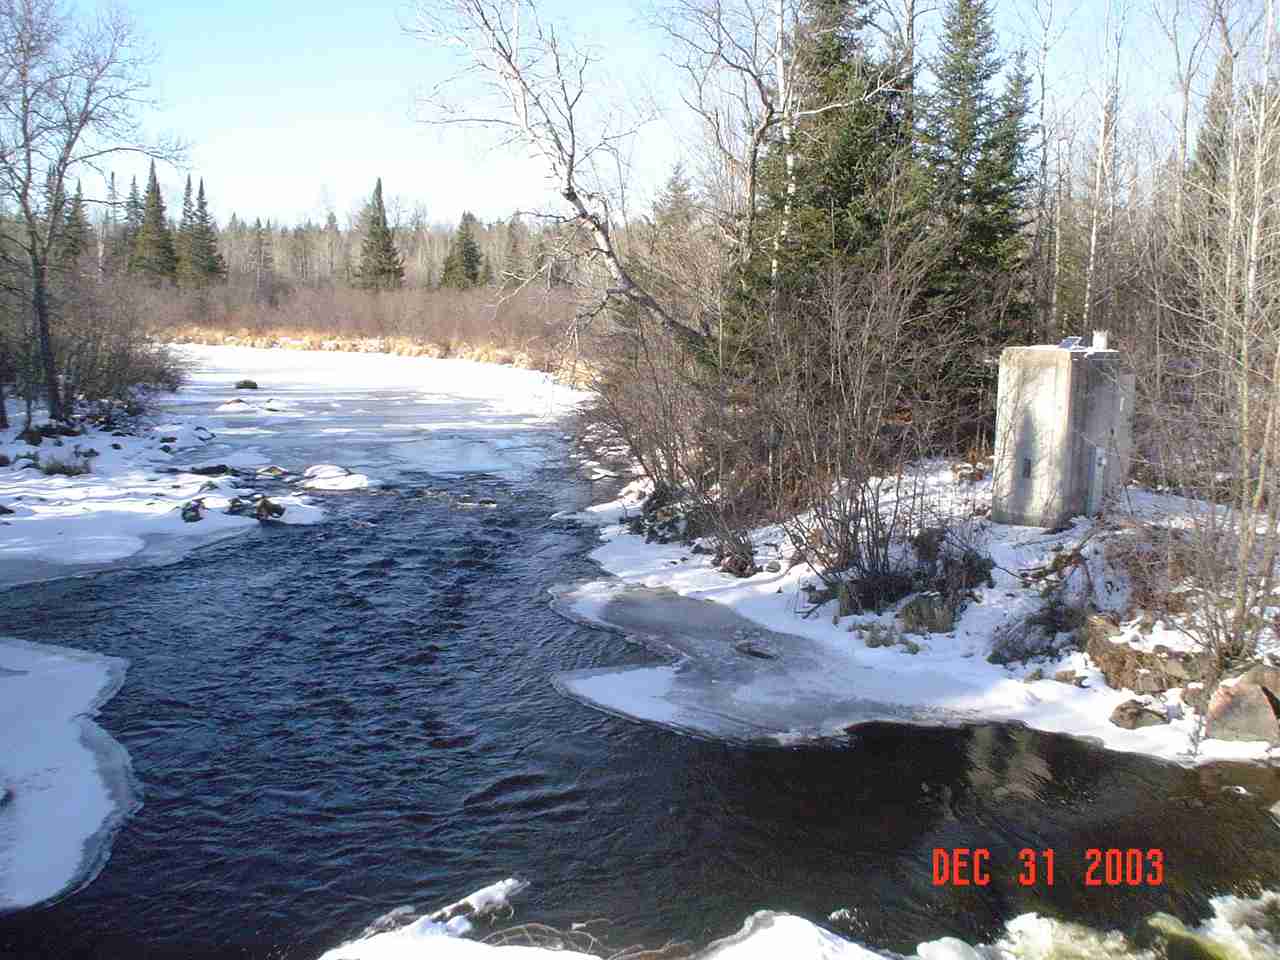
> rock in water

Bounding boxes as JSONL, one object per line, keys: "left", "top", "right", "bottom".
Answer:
{"left": 1110, "top": 699, "right": 1168, "bottom": 729}
{"left": 180, "top": 500, "right": 204, "bottom": 523}
{"left": 1204, "top": 666, "right": 1280, "bottom": 744}
{"left": 235, "top": 379, "right": 259, "bottom": 390}
{"left": 255, "top": 498, "right": 285, "bottom": 521}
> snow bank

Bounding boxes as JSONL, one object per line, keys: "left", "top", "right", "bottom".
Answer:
{"left": 556, "top": 466, "right": 1278, "bottom": 765}
{"left": 318, "top": 889, "right": 1280, "bottom": 960}
{"left": 0, "top": 638, "right": 137, "bottom": 912}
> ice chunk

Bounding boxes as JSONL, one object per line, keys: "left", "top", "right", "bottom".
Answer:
{"left": 0, "top": 638, "right": 137, "bottom": 911}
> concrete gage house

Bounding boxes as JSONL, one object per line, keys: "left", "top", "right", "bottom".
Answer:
{"left": 992, "top": 333, "right": 1135, "bottom": 528}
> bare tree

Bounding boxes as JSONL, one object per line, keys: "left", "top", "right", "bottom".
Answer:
{"left": 410, "top": 0, "right": 707, "bottom": 349}
{"left": 0, "top": 0, "right": 180, "bottom": 420}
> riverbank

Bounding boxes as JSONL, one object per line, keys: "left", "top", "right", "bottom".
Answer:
{"left": 555, "top": 463, "right": 1280, "bottom": 768}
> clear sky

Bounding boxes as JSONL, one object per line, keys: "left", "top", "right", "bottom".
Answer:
{"left": 103, "top": 0, "right": 1221, "bottom": 231}
{"left": 109, "top": 0, "right": 686, "bottom": 229}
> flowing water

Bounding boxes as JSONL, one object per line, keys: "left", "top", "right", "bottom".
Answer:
{"left": 1, "top": 351, "right": 1279, "bottom": 959}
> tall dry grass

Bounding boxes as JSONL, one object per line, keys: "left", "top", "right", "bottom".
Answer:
{"left": 143, "top": 281, "right": 587, "bottom": 378}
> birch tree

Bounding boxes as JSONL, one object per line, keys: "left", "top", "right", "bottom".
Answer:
{"left": 0, "top": 0, "right": 179, "bottom": 420}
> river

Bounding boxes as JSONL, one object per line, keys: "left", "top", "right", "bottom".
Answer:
{"left": 1, "top": 346, "right": 1278, "bottom": 959}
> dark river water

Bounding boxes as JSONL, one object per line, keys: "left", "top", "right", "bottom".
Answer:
{"left": 1, "top": 396, "right": 1280, "bottom": 958}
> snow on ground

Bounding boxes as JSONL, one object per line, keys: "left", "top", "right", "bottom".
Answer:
{"left": 552, "top": 463, "right": 1279, "bottom": 767}
{"left": 0, "top": 638, "right": 137, "bottom": 911}
{"left": 317, "top": 882, "right": 1280, "bottom": 960}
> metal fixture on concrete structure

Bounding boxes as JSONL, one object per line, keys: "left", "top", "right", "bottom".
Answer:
{"left": 991, "top": 331, "right": 1135, "bottom": 528}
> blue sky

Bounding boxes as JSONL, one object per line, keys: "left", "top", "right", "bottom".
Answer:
{"left": 109, "top": 0, "right": 683, "bottom": 229}
{"left": 102, "top": 0, "right": 1213, "bottom": 231}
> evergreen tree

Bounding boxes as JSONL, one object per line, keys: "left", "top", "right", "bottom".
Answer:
{"left": 59, "top": 180, "right": 92, "bottom": 268}
{"left": 355, "top": 177, "right": 405, "bottom": 290}
{"left": 119, "top": 175, "right": 143, "bottom": 266}
{"left": 129, "top": 161, "right": 177, "bottom": 282}
{"left": 1191, "top": 51, "right": 1234, "bottom": 196}
{"left": 175, "top": 175, "right": 197, "bottom": 285}
{"left": 919, "top": 0, "right": 1032, "bottom": 436}
{"left": 441, "top": 211, "right": 483, "bottom": 288}
{"left": 182, "top": 179, "right": 226, "bottom": 285}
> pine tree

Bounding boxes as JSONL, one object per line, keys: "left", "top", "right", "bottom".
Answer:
{"left": 918, "top": 0, "right": 1033, "bottom": 439}
{"left": 59, "top": 180, "right": 92, "bottom": 268}
{"left": 355, "top": 177, "right": 405, "bottom": 290}
{"left": 129, "top": 160, "right": 177, "bottom": 282}
{"left": 175, "top": 175, "right": 197, "bottom": 285}
{"left": 1191, "top": 51, "right": 1234, "bottom": 196}
{"left": 183, "top": 179, "right": 226, "bottom": 285}
{"left": 120, "top": 175, "right": 143, "bottom": 265}
{"left": 441, "top": 211, "right": 482, "bottom": 288}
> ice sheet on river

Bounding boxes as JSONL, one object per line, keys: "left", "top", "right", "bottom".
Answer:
{"left": 551, "top": 583, "right": 977, "bottom": 742}
{"left": 0, "top": 638, "right": 137, "bottom": 912}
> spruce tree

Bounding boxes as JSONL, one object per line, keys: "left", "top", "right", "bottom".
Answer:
{"left": 182, "top": 179, "right": 226, "bottom": 285}
{"left": 441, "top": 211, "right": 482, "bottom": 288}
{"left": 920, "top": 0, "right": 1032, "bottom": 436}
{"left": 175, "top": 175, "right": 197, "bottom": 285}
{"left": 59, "top": 180, "right": 92, "bottom": 268}
{"left": 1191, "top": 51, "right": 1234, "bottom": 196}
{"left": 355, "top": 177, "right": 405, "bottom": 290}
{"left": 120, "top": 175, "right": 143, "bottom": 265}
{"left": 129, "top": 161, "right": 177, "bottom": 282}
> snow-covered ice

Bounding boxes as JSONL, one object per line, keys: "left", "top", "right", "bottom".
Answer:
{"left": 317, "top": 886, "right": 1280, "bottom": 960}
{"left": 553, "top": 467, "right": 1280, "bottom": 766}
{"left": 0, "top": 638, "right": 137, "bottom": 912}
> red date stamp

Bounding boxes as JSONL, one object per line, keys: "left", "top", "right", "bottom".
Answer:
{"left": 931, "top": 848, "right": 1165, "bottom": 887}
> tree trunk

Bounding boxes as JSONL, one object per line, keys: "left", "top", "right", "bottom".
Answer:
{"left": 31, "top": 255, "right": 63, "bottom": 421}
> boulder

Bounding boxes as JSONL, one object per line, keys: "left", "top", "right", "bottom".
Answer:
{"left": 256, "top": 465, "right": 288, "bottom": 479}
{"left": 899, "top": 593, "right": 955, "bottom": 634}
{"left": 180, "top": 500, "right": 204, "bottom": 523}
{"left": 1083, "top": 619, "right": 1214, "bottom": 694}
{"left": 188, "top": 464, "right": 231, "bottom": 477}
{"left": 1110, "top": 699, "right": 1169, "bottom": 729}
{"left": 0, "top": 504, "right": 12, "bottom": 516}
{"left": 235, "top": 379, "right": 259, "bottom": 390}
{"left": 255, "top": 497, "right": 286, "bottom": 521}
{"left": 1204, "top": 666, "right": 1280, "bottom": 744}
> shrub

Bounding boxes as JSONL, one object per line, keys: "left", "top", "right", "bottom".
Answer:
{"left": 41, "top": 456, "right": 91, "bottom": 477}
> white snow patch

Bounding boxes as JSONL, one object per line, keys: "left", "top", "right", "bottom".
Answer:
{"left": 0, "top": 638, "right": 136, "bottom": 911}
{"left": 557, "top": 463, "right": 1278, "bottom": 765}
